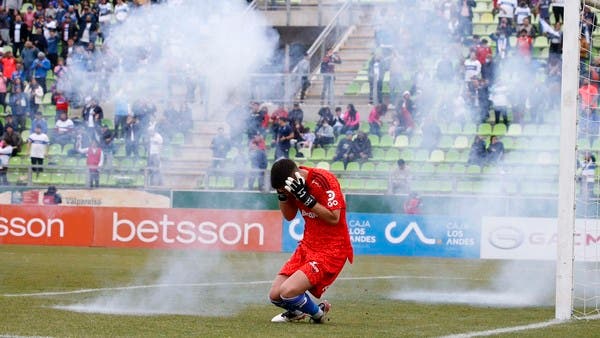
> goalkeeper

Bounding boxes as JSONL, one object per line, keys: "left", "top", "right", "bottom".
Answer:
{"left": 268, "top": 158, "right": 353, "bottom": 323}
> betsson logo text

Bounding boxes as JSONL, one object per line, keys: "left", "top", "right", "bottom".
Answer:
{"left": 112, "top": 212, "right": 265, "bottom": 246}
{"left": 0, "top": 216, "right": 64, "bottom": 238}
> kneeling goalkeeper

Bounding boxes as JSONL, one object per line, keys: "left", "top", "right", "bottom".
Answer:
{"left": 268, "top": 158, "right": 353, "bottom": 323}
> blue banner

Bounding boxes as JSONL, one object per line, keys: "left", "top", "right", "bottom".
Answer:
{"left": 282, "top": 212, "right": 480, "bottom": 258}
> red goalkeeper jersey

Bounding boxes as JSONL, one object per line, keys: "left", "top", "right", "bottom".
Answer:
{"left": 291, "top": 166, "right": 353, "bottom": 263}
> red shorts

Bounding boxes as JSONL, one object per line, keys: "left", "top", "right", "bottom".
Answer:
{"left": 278, "top": 245, "right": 348, "bottom": 298}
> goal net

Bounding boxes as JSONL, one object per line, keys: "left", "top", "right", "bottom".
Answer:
{"left": 558, "top": 0, "right": 600, "bottom": 320}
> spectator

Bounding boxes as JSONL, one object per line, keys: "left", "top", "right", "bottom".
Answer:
{"left": 486, "top": 135, "right": 505, "bottom": 165}
{"left": 30, "top": 111, "right": 48, "bottom": 134}
{"left": 368, "top": 53, "right": 384, "bottom": 104}
{"left": 0, "top": 140, "right": 12, "bottom": 185}
{"left": 10, "top": 15, "right": 28, "bottom": 56}
{"left": 388, "top": 118, "right": 403, "bottom": 141}
{"left": 580, "top": 152, "right": 596, "bottom": 199}
{"left": 31, "top": 52, "right": 51, "bottom": 93}
{"left": 246, "top": 101, "right": 266, "bottom": 139}
{"left": 420, "top": 117, "right": 441, "bottom": 152}
{"left": 518, "top": 17, "right": 537, "bottom": 38}
{"left": 3, "top": 115, "right": 15, "bottom": 133}
{"left": 98, "top": 0, "right": 114, "bottom": 31}
{"left": 552, "top": 0, "right": 564, "bottom": 23}
{"left": 1, "top": 51, "right": 16, "bottom": 83}
{"left": 27, "top": 125, "right": 49, "bottom": 174}
{"left": 147, "top": 128, "right": 163, "bottom": 186}
{"left": 320, "top": 48, "right": 341, "bottom": 106}
{"left": 99, "top": 124, "right": 114, "bottom": 168}
{"left": 515, "top": 29, "right": 533, "bottom": 59}
{"left": 124, "top": 115, "right": 141, "bottom": 158}
{"left": 113, "top": 94, "right": 129, "bottom": 139}
{"left": 53, "top": 111, "right": 75, "bottom": 148}
{"left": 0, "top": 73, "right": 8, "bottom": 111}
{"left": 210, "top": 127, "right": 231, "bottom": 169}
{"left": 21, "top": 41, "right": 40, "bottom": 75}
{"left": 390, "top": 158, "right": 410, "bottom": 194}
{"left": 332, "top": 131, "right": 354, "bottom": 164}
{"left": 491, "top": 82, "right": 510, "bottom": 125}
{"left": 114, "top": 0, "right": 130, "bottom": 24}
{"left": 397, "top": 91, "right": 415, "bottom": 133}
{"left": 347, "top": 131, "right": 372, "bottom": 168}
{"left": 288, "top": 102, "right": 304, "bottom": 126}
{"left": 403, "top": 192, "right": 422, "bottom": 214}
{"left": 497, "top": 0, "right": 518, "bottom": 25}
{"left": 481, "top": 54, "right": 496, "bottom": 84}
{"left": 269, "top": 103, "right": 288, "bottom": 138}
{"left": 458, "top": 0, "right": 477, "bottom": 38}
{"left": 316, "top": 106, "right": 334, "bottom": 131}
{"left": 42, "top": 186, "right": 62, "bottom": 205}
{"left": 1, "top": 124, "right": 20, "bottom": 156}
{"left": 341, "top": 103, "right": 360, "bottom": 134}
{"left": 82, "top": 97, "right": 104, "bottom": 134}
{"left": 490, "top": 19, "right": 512, "bottom": 59}
{"left": 294, "top": 52, "right": 310, "bottom": 103}
{"left": 47, "top": 29, "right": 59, "bottom": 67}
{"left": 463, "top": 51, "right": 481, "bottom": 83}
{"left": 330, "top": 106, "right": 345, "bottom": 138}
{"left": 54, "top": 90, "right": 69, "bottom": 118}
{"left": 69, "top": 126, "right": 92, "bottom": 158}
{"left": 24, "top": 78, "right": 43, "bottom": 119}
{"left": 475, "top": 39, "right": 493, "bottom": 66}
{"left": 514, "top": 1, "right": 531, "bottom": 25}
{"left": 467, "top": 134, "right": 487, "bottom": 166}
{"left": 274, "top": 116, "right": 293, "bottom": 160}
{"left": 547, "top": 21, "right": 563, "bottom": 61}
{"left": 83, "top": 139, "right": 103, "bottom": 188}
{"left": 9, "top": 86, "right": 28, "bottom": 132}
{"left": 368, "top": 104, "right": 387, "bottom": 138}
{"left": 248, "top": 132, "right": 267, "bottom": 191}
{"left": 536, "top": 0, "right": 552, "bottom": 21}
{"left": 579, "top": 78, "right": 598, "bottom": 111}
{"left": 467, "top": 77, "right": 491, "bottom": 123}
{"left": 314, "top": 120, "right": 335, "bottom": 148}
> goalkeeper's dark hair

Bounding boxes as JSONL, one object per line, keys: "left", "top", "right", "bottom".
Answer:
{"left": 271, "top": 158, "right": 298, "bottom": 189}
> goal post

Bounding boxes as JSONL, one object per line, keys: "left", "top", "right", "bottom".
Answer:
{"left": 555, "top": 0, "right": 580, "bottom": 321}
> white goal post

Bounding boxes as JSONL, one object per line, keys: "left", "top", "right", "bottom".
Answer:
{"left": 555, "top": 0, "right": 580, "bottom": 321}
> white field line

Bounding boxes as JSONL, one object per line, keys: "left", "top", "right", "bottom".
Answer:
{"left": 440, "top": 314, "right": 600, "bottom": 338}
{"left": 0, "top": 335, "right": 52, "bottom": 338}
{"left": 1, "top": 274, "right": 486, "bottom": 297}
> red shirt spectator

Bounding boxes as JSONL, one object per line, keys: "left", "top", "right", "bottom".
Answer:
{"left": 475, "top": 40, "right": 493, "bottom": 65}
{"left": 1, "top": 53, "right": 16, "bottom": 79}
{"left": 516, "top": 31, "right": 533, "bottom": 58}
{"left": 579, "top": 79, "right": 598, "bottom": 109}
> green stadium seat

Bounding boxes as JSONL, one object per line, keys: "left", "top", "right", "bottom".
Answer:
{"left": 394, "top": 135, "right": 409, "bottom": 147}
{"left": 439, "top": 136, "right": 453, "bottom": 149}
{"left": 492, "top": 123, "right": 507, "bottom": 136}
{"left": 538, "top": 124, "right": 559, "bottom": 136}
{"left": 533, "top": 37, "right": 550, "bottom": 48}
{"left": 316, "top": 161, "right": 330, "bottom": 170}
{"left": 348, "top": 178, "right": 364, "bottom": 191}
{"left": 21, "top": 130, "right": 30, "bottom": 143}
{"left": 344, "top": 82, "right": 360, "bottom": 95}
{"left": 578, "top": 138, "right": 591, "bottom": 151}
{"left": 9, "top": 156, "right": 21, "bottom": 166}
{"left": 376, "top": 162, "right": 391, "bottom": 172}
{"left": 445, "top": 149, "right": 460, "bottom": 162}
{"left": 451, "top": 164, "right": 466, "bottom": 174}
{"left": 456, "top": 181, "right": 472, "bottom": 193}
{"left": 429, "top": 150, "right": 444, "bottom": 162}
{"left": 346, "top": 162, "right": 360, "bottom": 172}
{"left": 435, "top": 163, "right": 451, "bottom": 174}
{"left": 361, "top": 162, "right": 376, "bottom": 172}
{"left": 310, "top": 148, "right": 326, "bottom": 161}
{"left": 462, "top": 123, "right": 476, "bottom": 135}
{"left": 33, "top": 172, "right": 51, "bottom": 185}
{"left": 506, "top": 123, "right": 522, "bottom": 136}
{"left": 453, "top": 135, "right": 469, "bottom": 149}
{"left": 466, "top": 165, "right": 481, "bottom": 174}
{"left": 364, "top": 179, "right": 387, "bottom": 192}
{"left": 368, "top": 134, "right": 380, "bottom": 147}
{"left": 372, "top": 148, "right": 385, "bottom": 161}
{"left": 387, "top": 148, "right": 402, "bottom": 161}
{"left": 480, "top": 12, "right": 494, "bottom": 23}
{"left": 415, "top": 149, "right": 429, "bottom": 162}
{"left": 359, "top": 83, "right": 370, "bottom": 95}
{"left": 379, "top": 135, "right": 393, "bottom": 147}
{"left": 48, "top": 144, "right": 62, "bottom": 156}
{"left": 408, "top": 135, "right": 422, "bottom": 148}
{"left": 419, "top": 163, "right": 435, "bottom": 173}
{"left": 478, "top": 123, "right": 492, "bottom": 135}
{"left": 330, "top": 161, "right": 344, "bottom": 171}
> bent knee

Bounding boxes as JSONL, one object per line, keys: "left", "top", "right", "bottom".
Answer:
{"left": 268, "top": 287, "right": 281, "bottom": 302}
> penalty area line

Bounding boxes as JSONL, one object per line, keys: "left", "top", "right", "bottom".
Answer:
{"left": 1, "top": 274, "right": 487, "bottom": 298}
{"left": 440, "top": 314, "right": 600, "bottom": 338}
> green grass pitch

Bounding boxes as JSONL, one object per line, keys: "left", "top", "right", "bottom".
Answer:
{"left": 0, "top": 245, "right": 598, "bottom": 337}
